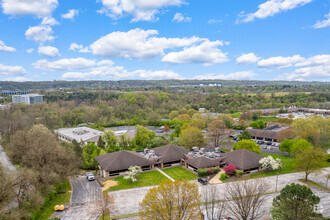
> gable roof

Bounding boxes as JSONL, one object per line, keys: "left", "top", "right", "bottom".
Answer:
{"left": 186, "top": 156, "right": 219, "bottom": 169}
{"left": 246, "top": 126, "right": 290, "bottom": 140}
{"left": 95, "top": 150, "right": 154, "bottom": 172}
{"left": 222, "top": 149, "right": 264, "bottom": 171}
{"left": 153, "top": 144, "right": 189, "bottom": 163}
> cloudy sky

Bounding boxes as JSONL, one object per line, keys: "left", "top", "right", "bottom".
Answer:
{"left": 0, "top": 0, "right": 329, "bottom": 82}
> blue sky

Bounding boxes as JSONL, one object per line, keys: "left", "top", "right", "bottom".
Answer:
{"left": 0, "top": 0, "right": 329, "bottom": 82}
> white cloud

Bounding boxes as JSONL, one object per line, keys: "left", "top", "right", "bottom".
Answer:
{"left": 0, "top": 64, "right": 26, "bottom": 75}
{"left": 295, "top": 55, "right": 330, "bottom": 67}
{"left": 62, "top": 60, "right": 180, "bottom": 80}
{"left": 0, "top": 40, "right": 16, "bottom": 52}
{"left": 2, "top": 0, "right": 58, "bottom": 17}
{"left": 3, "top": 76, "right": 30, "bottom": 82}
{"left": 26, "top": 48, "right": 34, "bottom": 53}
{"left": 162, "top": 40, "right": 228, "bottom": 66}
{"left": 98, "top": 0, "right": 185, "bottom": 22}
{"left": 236, "top": 53, "right": 260, "bottom": 64}
{"left": 193, "top": 71, "right": 256, "bottom": 80}
{"left": 61, "top": 9, "right": 79, "bottom": 20}
{"left": 32, "top": 58, "right": 96, "bottom": 71}
{"left": 312, "top": 13, "right": 330, "bottom": 29}
{"left": 69, "top": 43, "right": 90, "bottom": 53}
{"left": 172, "top": 13, "right": 191, "bottom": 23}
{"left": 286, "top": 65, "right": 330, "bottom": 81}
{"left": 41, "top": 17, "right": 59, "bottom": 26}
{"left": 38, "top": 46, "right": 60, "bottom": 57}
{"left": 90, "top": 28, "right": 200, "bottom": 60}
{"left": 258, "top": 55, "right": 304, "bottom": 68}
{"left": 25, "top": 25, "right": 54, "bottom": 42}
{"left": 208, "top": 19, "right": 222, "bottom": 24}
{"left": 239, "top": 0, "right": 312, "bottom": 23}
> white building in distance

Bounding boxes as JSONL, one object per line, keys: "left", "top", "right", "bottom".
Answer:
{"left": 12, "top": 94, "right": 44, "bottom": 105}
{"left": 54, "top": 127, "right": 104, "bottom": 145}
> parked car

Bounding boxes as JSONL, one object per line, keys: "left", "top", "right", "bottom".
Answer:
{"left": 86, "top": 172, "right": 95, "bottom": 181}
{"left": 198, "top": 178, "right": 208, "bottom": 185}
{"left": 257, "top": 140, "right": 264, "bottom": 144}
{"left": 267, "top": 142, "right": 272, "bottom": 145}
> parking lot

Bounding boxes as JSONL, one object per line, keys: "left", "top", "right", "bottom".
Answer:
{"left": 52, "top": 175, "right": 102, "bottom": 220}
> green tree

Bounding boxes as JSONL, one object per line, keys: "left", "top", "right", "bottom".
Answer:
{"left": 294, "top": 147, "right": 326, "bottom": 180}
{"left": 233, "top": 140, "right": 261, "bottom": 154}
{"left": 179, "top": 126, "right": 205, "bottom": 149}
{"left": 97, "top": 136, "right": 105, "bottom": 149}
{"left": 139, "top": 179, "right": 201, "bottom": 220}
{"left": 280, "top": 139, "right": 294, "bottom": 157}
{"left": 238, "top": 130, "right": 252, "bottom": 141}
{"left": 249, "top": 120, "right": 266, "bottom": 129}
{"left": 83, "top": 143, "right": 100, "bottom": 169}
{"left": 103, "top": 130, "right": 118, "bottom": 151}
{"left": 291, "top": 139, "right": 312, "bottom": 157}
{"left": 271, "top": 183, "right": 322, "bottom": 220}
{"left": 134, "top": 125, "right": 156, "bottom": 147}
{"left": 252, "top": 112, "right": 259, "bottom": 121}
{"left": 169, "top": 111, "right": 179, "bottom": 120}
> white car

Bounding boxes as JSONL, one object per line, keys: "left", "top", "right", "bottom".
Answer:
{"left": 86, "top": 172, "right": 95, "bottom": 181}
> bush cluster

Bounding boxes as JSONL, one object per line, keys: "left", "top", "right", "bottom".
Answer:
{"left": 197, "top": 166, "right": 220, "bottom": 177}
{"left": 220, "top": 173, "right": 229, "bottom": 180}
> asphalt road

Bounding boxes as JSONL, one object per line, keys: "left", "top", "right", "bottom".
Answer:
{"left": 109, "top": 167, "right": 330, "bottom": 219}
{"left": 52, "top": 176, "right": 102, "bottom": 220}
{"left": 0, "top": 144, "right": 16, "bottom": 172}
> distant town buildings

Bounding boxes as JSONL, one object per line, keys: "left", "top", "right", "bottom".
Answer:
{"left": 1, "top": 90, "right": 29, "bottom": 96}
{"left": 12, "top": 94, "right": 44, "bottom": 105}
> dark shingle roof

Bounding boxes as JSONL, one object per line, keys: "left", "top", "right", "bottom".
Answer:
{"left": 222, "top": 149, "right": 264, "bottom": 171}
{"left": 186, "top": 157, "right": 219, "bottom": 169}
{"left": 246, "top": 127, "right": 290, "bottom": 140}
{"left": 95, "top": 150, "right": 154, "bottom": 172}
{"left": 153, "top": 144, "right": 189, "bottom": 163}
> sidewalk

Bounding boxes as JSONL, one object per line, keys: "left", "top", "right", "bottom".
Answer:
{"left": 209, "top": 169, "right": 225, "bottom": 184}
{"left": 155, "top": 168, "right": 174, "bottom": 182}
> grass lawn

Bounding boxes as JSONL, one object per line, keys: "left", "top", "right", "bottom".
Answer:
{"left": 33, "top": 178, "right": 71, "bottom": 220}
{"left": 231, "top": 112, "right": 241, "bottom": 118}
{"left": 251, "top": 153, "right": 330, "bottom": 178}
{"left": 260, "top": 116, "right": 279, "bottom": 122}
{"left": 162, "top": 167, "right": 197, "bottom": 180}
{"left": 298, "top": 179, "right": 330, "bottom": 192}
{"left": 107, "top": 170, "right": 169, "bottom": 191}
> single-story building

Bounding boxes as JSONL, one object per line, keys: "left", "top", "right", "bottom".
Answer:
{"left": 95, "top": 150, "right": 155, "bottom": 178}
{"left": 152, "top": 144, "right": 189, "bottom": 169}
{"left": 184, "top": 156, "right": 220, "bottom": 172}
{"left": 222, "top": 149, "right": 264, "bottom": 173}
{"left": 246, "top": 125, "right": 291, "bottom": 143}
{"left": 54, "top": 127, "right": 104, "bottom": 145}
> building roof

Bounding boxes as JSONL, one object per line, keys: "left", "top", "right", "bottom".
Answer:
{"left": 95, "top": 150, "right": 154, "bottom": 172}
{"left": 246, "top": 125, "right": 290, "bottom": 140}
{"left": 186, "top": 156, "right": 219, "bottom": 169}
{"left": 54, "top": 126, "right": 104, "bottom": 142}
{"left": 152, "top": 144, "right": 189, "bottom": 163}
{"left": 222, "top": 149, "right": 264, "bottom": 171}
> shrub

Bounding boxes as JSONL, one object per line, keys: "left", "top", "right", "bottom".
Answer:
{"left": 224, "top": 163, "right": 236, "bottom": 175}
{"left": 220, "top": 173, "right": 229, "bottom": 181}
{"left": 235, "top": 169, "right": 244, "bottom": 177}
{"left": 197, "top": 167, "right": 220, "bottom": 177}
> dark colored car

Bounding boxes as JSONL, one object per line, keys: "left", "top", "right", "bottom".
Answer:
{"left": 267, "top": 142, "right": 272, "bottom": 145}
{"left": 198, "top": 178, "right": 208, "bottom": 185}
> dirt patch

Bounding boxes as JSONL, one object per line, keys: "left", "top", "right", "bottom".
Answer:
{"left": 102, "top": 180, "right": 118, "bottom": 191}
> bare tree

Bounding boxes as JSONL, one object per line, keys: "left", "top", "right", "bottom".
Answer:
{"left": 202, "top": 185, "right": 226, "bottom": 220}
{"left": 224, "top": 178, "right": 270, "bottom": 220}
{"left": 207, "top": 120, "right": 227, "bottom": 148}
{"left": 92, "top": 192, "right": 117, "bottom": 220}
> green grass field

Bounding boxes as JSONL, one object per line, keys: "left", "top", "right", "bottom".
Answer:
{"left": 107, "top": 170, "right": 169, "bottom": 191}
{"left": 162, "top": 167, "right": 197, "bottom": 180}
{"left": 231, "top": 112, "right": 241, "bottom": 118}
{"left": 251, "top": 153, "right": 330, "bottom": 178}
{"left": 33, "top": 178, "right": 72, "bottom": 220}
{"left": 260, "top": 116, "right": 279, "bottom": 122}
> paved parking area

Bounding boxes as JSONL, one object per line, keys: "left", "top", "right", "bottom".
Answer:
{"left": 52, "top": 176, "right": 102, "bottom": 220}
{"left": 109, "top": 167, "right": 330, "bottom": 219}
{"left": 0, "top": 144, "right": 16, "bottom": 172}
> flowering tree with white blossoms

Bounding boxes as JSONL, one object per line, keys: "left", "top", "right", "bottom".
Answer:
{"left": 259, "top": 156, "right": 282, "bottom": 172}
{"left": 124, "top": 166, "right": 142, "bottom": 182}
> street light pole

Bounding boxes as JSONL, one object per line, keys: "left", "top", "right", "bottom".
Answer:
{"left": 275, "top": 172, "right": 279, "bottom": 191}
